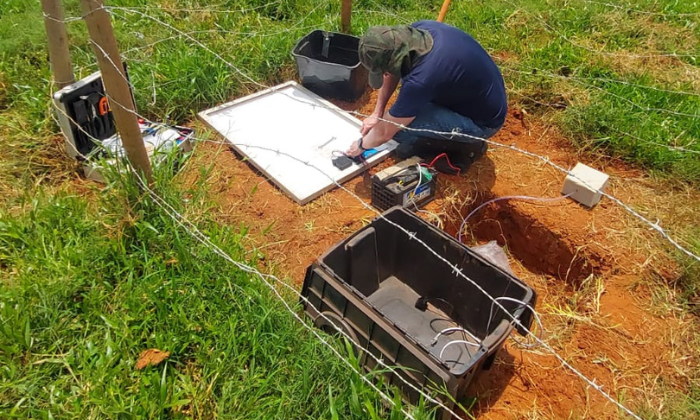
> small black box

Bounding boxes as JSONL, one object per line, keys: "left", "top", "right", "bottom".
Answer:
{"left": 332, "top": 155, "right": 353, "bottom": 170}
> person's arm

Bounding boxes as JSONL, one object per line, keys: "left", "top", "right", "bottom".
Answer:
{"left": 360, "top": 74, "right": 400, "bottom": 136}
{"left": 346, "top": 111, "right": 415, "bottom": 156}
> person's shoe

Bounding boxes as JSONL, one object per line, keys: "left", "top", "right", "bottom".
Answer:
{"left": 396, "top": 138, "right": 488, "bottom": 174}
{"left": 431, "top": 155, "right": 463, "bottom": 175}
{"left": 395, "top": 142, "right": 416, "bottom": 159}
{"left": 441, "top": 140, "right": 488, "bottom": 175}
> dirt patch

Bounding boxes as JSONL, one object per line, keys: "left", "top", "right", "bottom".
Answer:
{"left": 183, "top": 94, "right": 696, "bottom": 419}
{"left": 451, "top": 196, "right": 601, "bottom": 282}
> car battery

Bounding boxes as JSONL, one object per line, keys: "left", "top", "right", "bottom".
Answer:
{"left": 52, "top": 71, "right": 194, "bottom": 183}
{"left": 371, "top": 157, "right": 438, "bottom": 211}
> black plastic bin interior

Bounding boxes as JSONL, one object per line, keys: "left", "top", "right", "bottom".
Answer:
{"left": 292, "top": 30, "right": 368, "bottom": 102}
{"left": 301, "top": 206, "right": 536, "bottom": 414}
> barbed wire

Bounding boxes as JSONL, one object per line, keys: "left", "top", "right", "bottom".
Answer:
{"left": 46, "top": 90, "right": 475, "bottom": 420}
{"left": 49, "top": 90, "right": 643, "bottom": 420}
{"left": 42, "top": 4, "right": 107, "bottom": 24}
{"left": 86, "top": 25, "right": 700, "bottom": 264}
{"left": 108, "top": 1, "right": 285, "bottom": 15}
{"left": 105, "top": 6, "right": 266, "bottom": 88}
{"left": 607, "top": 127, "right": 700, "bottom": 155}
{"left": 578, "top": 81, "right": 699, "bottom": 118}
{"left": 42, "top": 4, "right": 700, "bottom": 417}
{"left": 42, "top": 12, "right": 84, "bottom": 23}
{"left": 131, "top": 168, "right": 424, "bottom": 420}
{"left": 500, "top": 0, "right": 698, "bottom": 59}
{"left": 105, "top": 5, "right": 700, "bottom": 162}
{"left": 52, "top": 74, "right": 659, "bottom": 419}
{"left": 503, "top": 67, "right": 700, "bottom": 98}
{"left": 140, "top": 136, "right": 646, "bottom": 420}
{"left": 501, "top": 69, "right": 700, "bottom": 154}
{"left": 107, "top": 1, "right": 700, "bottom": 123}
{"left": 120, "top": 25, "right": 322, "bottom": 58}
{"left": 576, "top": 0, "right": 700, "bottom": 17}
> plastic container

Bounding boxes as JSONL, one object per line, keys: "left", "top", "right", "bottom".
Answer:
{"left": 292, "top": 30, "right": 368, "bottom": 102}
{"left": 301, "top": 206, "right": 536, "bottom": 418}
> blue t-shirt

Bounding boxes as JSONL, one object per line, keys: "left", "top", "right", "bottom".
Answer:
{"left": 389, "top": 21, "right": 507, "bottom": 128}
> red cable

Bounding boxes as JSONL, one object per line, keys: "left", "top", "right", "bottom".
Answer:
{"left": 425, "top": 153, "right": 461, "bottom": 175}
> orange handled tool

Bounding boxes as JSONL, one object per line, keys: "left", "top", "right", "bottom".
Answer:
{"left": 437, "top": 0, "right": 452, "bottom": 22}
{"left": 98, "top": 96, "right": 110, "bottom": 116}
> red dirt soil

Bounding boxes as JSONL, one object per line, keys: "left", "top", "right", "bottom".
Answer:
{"left": 183, "top": 89, "right": 697, "bottom": 420}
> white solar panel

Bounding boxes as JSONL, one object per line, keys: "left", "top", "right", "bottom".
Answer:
{"left": 199, "top": 81, "right": 396, "bottom": 204}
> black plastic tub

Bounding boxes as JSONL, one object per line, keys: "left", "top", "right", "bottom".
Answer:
{"left": 292, "top": 30, "right": 368, "bottom": 102}
{"left": 301, "top": 206, "right": 536, "bottom": 418}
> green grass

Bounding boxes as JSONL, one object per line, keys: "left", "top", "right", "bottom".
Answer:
{"left": 0, "top": 160, "right": 438, "bottom": 419}
{"left": 1, "top": 0, "right": 699, "bottom": 418}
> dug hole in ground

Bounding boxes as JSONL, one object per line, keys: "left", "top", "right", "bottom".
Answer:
{"left": 182, "top": 89, "right": 698, "bottom": 420}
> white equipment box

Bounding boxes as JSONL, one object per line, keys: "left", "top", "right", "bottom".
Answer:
{"left": 53, "top": 71, "right": 193, "bottom": 182}
{"left": 561, "top": 162, "right": 610, "bottom": 207}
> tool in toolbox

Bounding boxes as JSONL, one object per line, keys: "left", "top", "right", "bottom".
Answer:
{"left": 53, "top": 72, "right": 119, "bottom": 158}
{"left": 371, "top": 156, "right": 438, "bottom": 211}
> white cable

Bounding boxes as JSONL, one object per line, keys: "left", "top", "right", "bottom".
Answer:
{"left": 438, "top": 340, "right": 480, "bottom": 362}
{"left": 431, "top": 327, "right": 481, "bottom": 346}
{"left": 487, "top": 297, "right": 545, "bottom": 350}
{"left": 410, "top": 164, "right": 423, "bottom": 208}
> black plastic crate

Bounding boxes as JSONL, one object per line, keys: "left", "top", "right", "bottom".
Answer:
{"left": 292, "top": 30, "right": 368, "bottom": 102}
{"left": 371, "top": 159, "right": 438, "bottom": 211}
{"left": 301, "top": 207, "right": 536, "bottom": 419}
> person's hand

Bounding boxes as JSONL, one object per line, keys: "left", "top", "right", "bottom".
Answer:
{"left": 346, "top": 139, "right": 363, "bottom": 157}
{"left": 360, "top": 113, "right": 380, "bottom": 136}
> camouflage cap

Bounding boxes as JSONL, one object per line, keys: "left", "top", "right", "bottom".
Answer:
{"left": 359, "top": 25, "right": 433, "bottom": 89}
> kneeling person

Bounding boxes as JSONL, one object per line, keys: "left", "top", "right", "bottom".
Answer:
{"left": 346, "top": 20, "right": 507, "bottom": 174}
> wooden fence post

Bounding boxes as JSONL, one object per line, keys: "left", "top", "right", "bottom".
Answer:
{"left": 41, "top": 0, "right": 76, "bottom": 88}
{"left": 79, "top": 0, "right": 153, "bottom": 183}
{"left": 341, "top": 0, "right": 352, "bottom": 33}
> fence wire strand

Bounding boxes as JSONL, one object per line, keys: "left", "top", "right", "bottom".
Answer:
{"left": 42, "top": 2, "right": 700, "bottom": 418}
{"left": 85, "top": 22, "right": 700, "bottom": 263}
{"left": 50, "top": 89, "right": 645, "bottom": 420}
